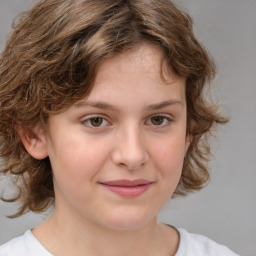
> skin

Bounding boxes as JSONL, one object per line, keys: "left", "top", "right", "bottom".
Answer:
{"left": 21, "top": 43, "right": 190, "bottom": 256}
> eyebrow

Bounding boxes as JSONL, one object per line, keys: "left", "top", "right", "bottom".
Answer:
{"left": 74, "top": 101, "right": 117, "bottom": 111}
{"left": 147, "top": 99, "right": 184, "bottom": 110}
{"left": 74, "top": 99, "right": 183, "bottom": 111}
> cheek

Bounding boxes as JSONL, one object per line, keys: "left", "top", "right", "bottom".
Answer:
{"left": 153, "top": 133, "right": 186, "bottom": 161}
{"left": 48, "top": 134, "right": 111, "bottom": 182}
{"left": 151, "top": 135, "right": 186, "bottom": 177}
{"left": 49, "top": 137, "right": 112, "bottom": 204}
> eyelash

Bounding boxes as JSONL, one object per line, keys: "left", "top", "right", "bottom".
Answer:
{"left": 145, "top": 115, "right": 172, "bottom": 127}
{"left": 81, "top": 115, "right": 111, "bottom": 128}
{"left": 81, "top": 114, "right": 172, "bottom": 129}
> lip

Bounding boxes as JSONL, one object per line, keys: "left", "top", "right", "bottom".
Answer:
{"left": 99, "top": 179, "right": 153, "bottom": 198}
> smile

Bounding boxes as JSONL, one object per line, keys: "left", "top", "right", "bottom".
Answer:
{"left": 99, "top": 179, "right": 153, "bottom": 198}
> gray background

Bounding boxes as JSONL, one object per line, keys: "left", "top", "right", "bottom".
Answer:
{"left": 0, "top": 1, "right": 255, "bottom": 255}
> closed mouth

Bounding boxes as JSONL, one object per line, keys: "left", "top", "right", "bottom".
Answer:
{"left": 99, "top": 179, "right": 152, "bottom": 187}
{"left": 99, "top": 179, "right": 153, "bottom": 197}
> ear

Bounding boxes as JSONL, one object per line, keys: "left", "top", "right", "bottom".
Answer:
{"left": 185, "top": 134, "right": 192, "bottom": 154}
{"left": 17, "top": 123, "right": 48, "bottom": 160}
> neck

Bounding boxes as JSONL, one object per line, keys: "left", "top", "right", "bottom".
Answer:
{"left": 33, "top": 207, "right": 179, "bottom": 256}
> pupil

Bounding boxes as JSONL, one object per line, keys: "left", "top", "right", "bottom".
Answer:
{"left": 151, "top": 116, "right": 163, "bottom": 125}
{"left": 91, "top": 117, "right": 103, "bottom": 127}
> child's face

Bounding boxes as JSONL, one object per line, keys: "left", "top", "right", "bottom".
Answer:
{"left": 40, "top": 43, "right": 189, "bottom": 230}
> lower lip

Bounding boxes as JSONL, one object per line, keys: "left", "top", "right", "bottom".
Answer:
{"left": 100, "top": 183, "right": 151, "bottom": 198}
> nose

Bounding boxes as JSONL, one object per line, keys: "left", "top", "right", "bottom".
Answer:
{"left": 111, "top": 126, "right": 149, "bottom": 171}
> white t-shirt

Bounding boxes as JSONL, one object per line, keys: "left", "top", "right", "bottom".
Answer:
{"left": 0, "top": 228, "right": 239, "bottom": 256}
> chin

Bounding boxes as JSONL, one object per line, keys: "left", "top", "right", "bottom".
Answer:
{"left": 100, "top": 210, "right": 157, "bottom": 231}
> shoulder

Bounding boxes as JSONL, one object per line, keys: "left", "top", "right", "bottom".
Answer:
{"left": 175, "top": 228, "right": 240, "bottom": 256}
{"left": 0, "top": 230, "right": 52, "bottom": 256}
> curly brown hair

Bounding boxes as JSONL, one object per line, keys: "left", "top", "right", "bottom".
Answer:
{"left": 0, "top": 0, "right": 227, "bottom": 217}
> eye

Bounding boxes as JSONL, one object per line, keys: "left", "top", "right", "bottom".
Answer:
{"left": 145, "top": 115, "right": 172, "bottom": 127}
{"left": 81, "top": 116, "right": 110, "bottom": 128}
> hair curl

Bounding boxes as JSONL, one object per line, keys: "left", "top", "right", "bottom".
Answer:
{"left": 0, "top": 0, "right": 228, "bottom": 217}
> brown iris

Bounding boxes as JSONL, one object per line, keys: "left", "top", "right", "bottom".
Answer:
{"left": 90, "top": 117, "right": 103, "bottom": 127}
{"left": 151, "top": 116, "right": 164, "bottom": 125}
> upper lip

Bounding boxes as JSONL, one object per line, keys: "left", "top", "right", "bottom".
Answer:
{"left": 99, "top": 179, "right": 153, "bottom": 187}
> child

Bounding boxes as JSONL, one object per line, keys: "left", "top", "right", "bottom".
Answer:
{"left": 0, "top": 0, "right": 239, "bottom": 255}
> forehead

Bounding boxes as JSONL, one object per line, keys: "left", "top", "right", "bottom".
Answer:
{"left": 95, "top": 43, "right": 174, "bottom": 84}
{"left": 75, "top": 43, "right": 186, "bottom": 110}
